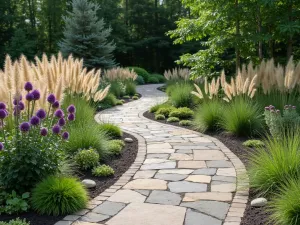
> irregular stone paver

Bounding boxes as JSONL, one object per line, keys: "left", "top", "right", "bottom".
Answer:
{"left": 65, "top": 84, "right": 248, "bottom": 225}
{"left": 181, "top": 201, "right": 230, "bottom": 219}
{"left": 106, "top": 203, "right": 186, "bottom": 225}
{"left": 146, "top": 190, "right": 181, "bottom": 205}
{"left": 185, "top": 209, "right": 222, "bottom": 225}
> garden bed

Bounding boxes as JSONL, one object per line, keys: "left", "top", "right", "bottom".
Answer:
{"left": 143, "top": 110, "right": 272, "bottom": 225}
{"left": 0, "top": 132, "right": 138, "bottom": 225}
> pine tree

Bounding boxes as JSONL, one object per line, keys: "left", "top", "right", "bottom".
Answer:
{"left": 59, "top": 0, "right": 116, "bottom": 69}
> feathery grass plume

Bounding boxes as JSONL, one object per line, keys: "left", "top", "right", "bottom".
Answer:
{"left": 104, "top": 67, "right": 137, "bottom": 81}
{"left": 191, "top": 77, "right": 220, "bottom": 100}
{"left": 164, "top": 68, "right": 190, "bottom": 81}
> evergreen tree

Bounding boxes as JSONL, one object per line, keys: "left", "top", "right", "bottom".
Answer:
{"left": 59, "top": 0, "right": 116, "bottom": 69}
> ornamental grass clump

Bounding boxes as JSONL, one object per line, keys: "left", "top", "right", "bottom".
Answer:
{"left": 0, "top": 83, "right": 75, "bottom": 192}
{"left": 98, "top": 123, "right": 122, "bottom": 139}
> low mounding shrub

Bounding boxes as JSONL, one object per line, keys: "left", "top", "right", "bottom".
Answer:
{"left": 109, "top": 81, "right": 124, "bottom": 98}
{"left": 179, "top": 120, "right": 192, "bottom": 126}
{"left": 167, "top": 117, "right": 180, "bottom": 123}
{"left": 116, "top": 100, "right": 123, "bottom": 105}
{"left": 0, "top": 218, "right": 30, "bottom": 225}
{"left": 98, "top": 123, "right": 122, "bottom": 139}
{"left": 108, "top": 140, "right": 124, "bottom": 155}
{"left": 269, "top": 179, "right": 300, "bottom": 225}
{"left": 135, "top": 76, "right": 145, "bottom": 85}
{"left": 127, "top": 67, "right": 149, "bottom": 82}
{"left": 149, "top": 103, "right": 170, "bottom": 113}
{"left": 168, "top": 82, "right": 194, "bottom": 107}
{"left": 155, "top": 114, "right": 166, "bottom": 120}
{"left": 123, "top": 95, "right": 130, "bottom": 99}
{"left": 243, "top": 139, "right": 265, "bottom": 148}
{"left": 169, "top": 107, "right": 194, "bottom": 119}
{"left": 92, "top": 165, "right": 115, "bottom": 177}
{"left": 74, "top": 149, "right": 99, "bottom": 170}
{"left": 248, "top": 131, "right": 300, "bottom": 197}
{"left": 151, "top": 73, "right": 166, "bottom": 83}
{"left": 156, "top": 106, "right": 176, "bottom": 117}
{"left": 132, "top": 96, "right": 139, "bottom": 100}
{"left": 148, "top": 77, "right": 159, "bottom": 84}
{"left": 221, "top": 98, "right": 263, "bottom": 136}
{"left": 193, "top": 100, "right": 223, "bottom": 132}
{"left": 125, "top": 80, "right": 137, "bottom": 96}
{"left": 112, "top": 140, "right": 125, "bottom": 147}
{"left": 31, "top": 176, "right": 88, "bottom": 216}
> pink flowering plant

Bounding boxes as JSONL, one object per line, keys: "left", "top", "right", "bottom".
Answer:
{"left": 0, "top": 82, "right": 76, "bottom": 192}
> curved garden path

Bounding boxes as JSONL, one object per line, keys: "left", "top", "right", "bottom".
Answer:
{"left": 60, "top": 84, "right": 249, "bottom": 225}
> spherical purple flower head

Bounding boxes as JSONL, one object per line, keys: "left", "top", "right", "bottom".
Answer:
{"left": 0, "top": 103, "right": 6, "bottom": 110}
{"left": 67, "top": 105, "right": 76, "bottom": 114}
{"left": 54, "top": 109, "right": 64, "bottom": 118}
{"left": 26, "top": 93, "right": 34, "bottom": 101}
{"left": 47, "top": 94, "right": 56, "bottom": 104}
{"left": 36, "top": 109, "right": 46, "bottom": 120}
{"left": 40, "top": 127, "right": 48, "bottom": 136}
{"left": 0, "top": 109, "right": 7, "bottom": 119}
{"left": 52, "top": 100, "right": 60, "bottom": 109}
{"left": 68, "top": 113, "right": 75, "bottom": 121}
{"left": 58, "top": 118, "right": 66, "bottom": 127}
{"left": 20, "top": 122, "right": 30, "bottom": 132}
{"left": 24, "top": 82, "right": 33, "bottom": 92}
{"left": 30, "top": 116, "right": 40, "bottom": 126}
{"left": 52, "top": 124, "right": 61, "bottom": 134}
{"left": 0, "top": 142, "right": 4, "bottom": 151}
{"left": 264, "top": 106, "right": 270, "bottom": 111}
{"left": 31, "top": 90, "right": 40, "bottom": 101}
{"left": 62, "top": 131, "right": 69, "bottom": 140}
{"left": 269, "top": 105, "right": 275, "bottom": 110}
{"left": 292, "top": 106, "right": 297, "bottom": 110}
{"left": 18, "top": 101, "right": 25, "bottom": 111}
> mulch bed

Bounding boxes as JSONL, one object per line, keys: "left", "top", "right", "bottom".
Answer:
{"left": 143, "top": 110, "right": 272, "bottom": 225}
{"left": 0, "top": 132, "right": 138, "bottom": 225}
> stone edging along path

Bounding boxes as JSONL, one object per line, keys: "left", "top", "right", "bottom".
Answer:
{"left": 57, "top": 84, "right": 249, "bottom": 225}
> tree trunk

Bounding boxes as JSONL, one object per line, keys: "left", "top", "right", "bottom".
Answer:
{"left": 235, "top": 0, "right": 241, "bottom": 71}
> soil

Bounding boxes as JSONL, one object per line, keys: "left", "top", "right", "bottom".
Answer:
{"left": 143, "top": 110, "right": 273, "bottom": 225}
{"left": 0, "top": 132, "right": 138, "bottom": 225}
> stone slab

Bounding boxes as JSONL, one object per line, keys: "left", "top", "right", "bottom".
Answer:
{"left": 123, "top": 179, "right": 167, "bottom": 190}
{"left": 141, "top": 162, "right": 176, "bottom": 170}
{"left": 185, "top": 175, "right": 211, "bottom": 183}
{"left": 178, "top": 161, "right": 206, "bottom": 169}
{"left": 146, "top": 191, "right": 181, "bottom": 205}
{"left": 80, "top": 212, "right": 110, "bottom": 223}
{"left": 192, "top": 168, "right": 217, "bottom": 175}
{"left": 134, "top": 170, "right": 156, "bottom": 179}
{"left": 183, "top": 192, "right": 233, "bottom": 202}
{"left": 158, "top": 169, "right": 194, "bottom": 175}
{"left": 185, "top": 209, "right": 222, "bottom": 225}
{"left": 168, "top": 181, "right": 207, "bottom": 193}
{"left": 193, "top": 150, "right": 227, "bottom": 160}
{"left": 107, "top": 190, "right": 146, "bottom": 203}
{"left": 92, "top": 201, "right": 126, "bottom": 216}
{"left": 155, "top": 173, "right": 187, "bottom": 181}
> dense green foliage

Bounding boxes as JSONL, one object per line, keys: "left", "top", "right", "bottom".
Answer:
{"left": 98, "top": 123, "right": 122, "bottom": 139}
{"left": 167, "top": 82, "right": 194, "bottom": 107}
{"left": 167, "top": 117, "right": 180, "bottom": 123}
{"left": 179, "top": 120, "right": 192, "bottom": 126}
{"left": 242, "top": 139, "right": 265, "bottom": 148}
{"left": 31, "top": 176, "right": 88, "bottom": 216}
{"left": 156, "top": 106, "right": 176, "bottom": 117}
{"left": 0, "top": 218, "right": 30, "bottom": 225}
{"left": 108, "top": 140, "right": 124, "bottom": 155}
{"left": 0, "top": 191, "right": 30, "bottom": 215}
{"left": 92, "top": 165, "right": 115, "bottom": 177}
{"left": 125, "top": 80, "right": 137, "bottom": 96}
{"left": 74, "top": 149, "right": 100, "bottom": 170}
{"left": 155, "top": 114, "right": 166, "bottom": 120}
{"left": 169, "top": 107, "right": 194, "bottom": 119}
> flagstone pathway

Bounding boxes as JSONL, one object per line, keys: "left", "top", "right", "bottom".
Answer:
{"left": 58, "top": 84, "right": 249, "bottom": 225}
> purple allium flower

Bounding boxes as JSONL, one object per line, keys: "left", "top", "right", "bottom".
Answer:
{"left": 0, "top": 109, "right": 7, "bottom": 119}
{"left": 26, "top": 93, "right": 34, "bottom": 101}
{"left": 47, "top": 94, "right": 56, "bottom": 104}
{"left": 18, "top": 101, "right": 25, "bottom": 111}
{"left": 24, "top": 82, "right": 33, "bottom": 92}
{"left": 52, "top": 100, "right": 60, "bottom": 109}
{"left": 0, "top": 142, "right": 4, "bottom": 151}
{"left": 40, "top": 127, "right": 48, "bottom": 136}
{"left": 269, "top": 105, "right": 275, "bottom": 110}
{"left": 20, "top": 122, "right": 30, "bottom": 132}
{"left": 264, "top": 106, "right": 270, "bottom": 111}
{"left": 67, "top": 105, "right": 76, "bottom": 114}
{"left": 292, "top": 106, "right": 296, "bottom": 109}
{"left": 54, "top": 109, "right": 64, "bottom": 118}
{"left": 36, "top": 109, "right": 47, "bottom": 119}
{"left": 67, "top": 113, "right": 75, "bottom": 121}
{"left": 52, "top": 124, "right": 61, "bottom": 134}
{"left": 31, "top": 90, "right": 40, "bottom": 100}
{"left": 62, "top": 131, "right": 69, "bottom": 140}
{"left": 0, "top": 103, "right": 6, "bottom": 110}
{"left": 58, "top": 118, "right": 66, "bottom": 126}
{"left": 30, "top": 116, "right": 40, "bottom": 126}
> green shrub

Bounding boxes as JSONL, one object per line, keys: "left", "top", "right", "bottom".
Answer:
{"left": 98, "top": 123, "right": 122, "bottom": 139}
{"left": 151, "top": 73, "right": 166, "bottom": 83}
{"left": 179, "top": 120, "right": 192, "bottom": 126}
{"left": 100, "top": 93, "right": 118, "bottom": 108}
{"left": 248, "top": 131, "right": 300, "bottom": 197}
{"left": 0, "top": 218, "right": 30, "bottom": 225}
{"left": 169, "top": 107, "right": 194, "bottom": 119}
{"left": 193, "top": 100, "right": 223, "bottom": 132}
{"left": 31, "top": 176, "right": 88, "bottom": 216}
{"left": 123, "top": 95, "right": 130, "bottom": 99}
{"left": 116, "top": 100, "right": 123, "bottom": 105}
{"left": 155, "top": 114, "right": 166, "bottom": 120}
{"left": 167, "top": 117, "right": 180, "bottom": 123}
{"left": 243, "top": 139, "right": 265, "bottom": 148}
{"left": 0, "top": 191, "right": 30, "bottom": 215}
{"left": 221, "top": 98, "right": 263, "bottom": 136}
{"left": 148, "top": 77, "right": 159, "bottom": 84}
{"left": 127, "top": 67, "right": 149, "bottom": 82}
{"left": 132, "top": 96, "right": 139, "bottom": 100}
{"left": 168, "top": 82, "right": 194, "bottom": 107}
{"left": 108, "top": 140, "right": 123, "bottom": 155}
{"left": 74, "top": 149, "right": 99, "bottom": 170}
{"left": 135, "top": 76, "right": 145, "bottom": 85}
{"left": 125, "top": 80, "right": 137, "bottom": 96}
{"left": 92, "top": 165, "right": 115, "bottom": 177}
{"left": 112, "top": 139, "right": 125, "bottom": 147}
{"left": 149, "top": 103, "right": 170, "bottom": 113}
{"left": 109, "top": 81, "right": 124, "bottom": 98}
{"left": 269, "top": 179, "right": 300, "bottom": 225}
{"left": 156, "top": 106, "right": 176, "bottom": 117}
